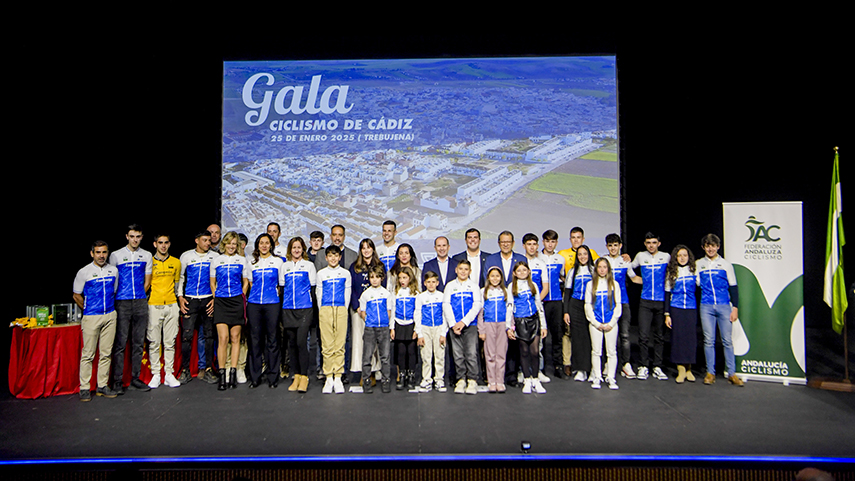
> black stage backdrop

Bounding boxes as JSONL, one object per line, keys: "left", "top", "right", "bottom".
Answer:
{"left": 4, "top": 22, "right": 849, "bottom": 393}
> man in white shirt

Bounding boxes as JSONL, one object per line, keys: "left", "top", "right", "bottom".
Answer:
{"left": 376, "top": 220, "right": 400, "bottom": 272}
{"left": 452, "top": 228, "right": 491, "bottom": 288}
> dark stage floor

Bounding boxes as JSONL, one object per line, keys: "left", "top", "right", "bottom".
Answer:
{"left": 1, "top": 328, "right": 853, "bottom": 463}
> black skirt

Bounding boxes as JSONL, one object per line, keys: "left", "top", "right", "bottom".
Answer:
{"left": 394, "top": 322, "right": 416, "bottom": 342}
{"left": 669, "top": 307, "right": 697, "bottom": 364}
{"left": 214, "top": 295, "right": 245, "bottom": 326}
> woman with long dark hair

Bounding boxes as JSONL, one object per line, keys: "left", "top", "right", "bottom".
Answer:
{"left": 279, "top": 236, "right": 317, "bottom": 393}
{"left": 563, "top": 244, "right": 594, "bottom": 382}
{"left": 245, "top": 234, "right": 283, "bottom": 388}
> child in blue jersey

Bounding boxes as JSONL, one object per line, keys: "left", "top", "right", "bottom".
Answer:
{"left": 604, "top": 234, "right": 640, "bottom": 379}
{"left": 563, "top": 245, "right": 594, "bottom": 381}
{"left": 359, "top": 265, "right": 393, "bottom": 393}
{"left": 416, "top": 271, "right": 447, "bottom": 392}
{"left": 443, "top": 260, "right": 484, "bottom": 395}
{"left": 664, "top": 245, "right": 698, "bottom": 384}
{"left": 539, "top": 229, "right": 565, "bottom": 379}
{"left": 210, "top": 231, "right": 249, "bottom": 391}
{"left": 245, "top": 234, "right": 284, "bottom": 388}
{"left": 392, "top": 266, "right": 419, "bottom": 390}
{"left": 630, "top": 232, "right": 671, "bottom": 381}
{"left": 585, "top": 258, "right": 622, "bottom": 390}
{"left": 316, "top": 245, "right": 352, "bottom": 394}
{"left": 509, "top": 262, "right": 548, "bottom": 394}
{"left": 478, "top": 266, "right": 513, "bottom": 393}
{"left": 696, "top": 234, "right": 743, "bottom": 387}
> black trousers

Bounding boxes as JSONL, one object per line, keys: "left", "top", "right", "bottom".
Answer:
{"left": 181, "top": 297, "right": 214, "bottom": 371}
{"left": 247, "top": 303, "right": 280, "bottom": 384}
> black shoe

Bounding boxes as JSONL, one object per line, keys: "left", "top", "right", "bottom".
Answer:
{"left": 406, "top": 370, "right": 416, "bottom": 390}
{"left": 229, "top": 368, "right": 238, "bottom": 389}
{"left": 218, "top": 369, "right": 227, "bottom": 391}
{"left": 363, "top": 378, "right": 373, "bottom": 394}
{"left": 342, "top": 375, "right": 350, "bottom": 385}
{"left": 129, "top": 378, "right": 151, "bottom": 392}
{"left": 269, "top": 379, "right": 278, "bottom": 389}
{"left": 112, "top": 382, "right": 126, "bottom": 395}
{"left": 178, "top": 369, "right": 192, "bottom": 385}
{"left": 381, "top": 380, "right": 392, "bottom": 393}
{"left": 79, "top": 389, "right": 91, "bottom": 402}
{"left": 553, "top": 367, "right": 563, "bottom": 379}
{"left": 396, "top": 375, "right": 405, "bottom": 390}
{"left": 249, "top": 379, "right": 261, "bottom": 389}
{"left": 96, "top": 386, "right": 119, "bottom": 398}
{"left": 202, "top": 369, "right": 218, "bottom": 384}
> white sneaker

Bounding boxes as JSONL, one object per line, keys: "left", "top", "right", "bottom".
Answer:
{"left": 333, "top": 376, "right": 345, "bottom": 394}
{"left": 653, "top": 367, "right": 669, "bottom": 380}
{"left": 465, "top": 379, "right": 478, "bottom": 395}
{"left": 237, "top": 369, "right": 247, "bottom": 384}
{"left": 533, "top": 379, "right": 547, "bottom": 394}
{"left": 637, "top": 366, "right": 649, "bottom": 380}
{"left": 435, "top": 379, "right": 447, "bottom": 392}
{"left": 574, "top": 371, "right": 587, "bottom": 382}
{"left": 454, "top": 379, "right": 466, "bottom": 394}
{"left": 164, "top": 373, "right": 181, "bottom": 388}
{"left": 537, "top": 371, "right": 551, "bottom": 384}
{"left": 607, "top": 377, "right": 619, "bottom": 390}
{"left": 419, "top": 379, "right": 433, "bottom": 392}
{"left": 517, "top": 371, "right": 525, "bottom": 384}
{"left": 322, "top": 377, "right": 334, "bottom": 394}
{"left": 621, "top": 363, "right": 636, "bottom": 379}
{"left": 148, "top": 374, "right": 161, "bottom": 389}
{"left": 591, "top": 378, "right": 602, "bottom": 389}
{"left": 522, "top": 378, "right": 532, "bottom": 394}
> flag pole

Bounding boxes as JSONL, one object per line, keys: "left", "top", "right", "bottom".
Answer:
{"left": 809, "top": 147, "right": 853, "bottom": 392}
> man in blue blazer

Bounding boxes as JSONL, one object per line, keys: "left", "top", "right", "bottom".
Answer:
{"left": 483, "top": 231, "right": 528, "bottom": 286}
{"left": 451, "top": 228, "right": 491, "bottom": 288}
{"left": 422, "top": 236, "right": 458, "bottom": 292}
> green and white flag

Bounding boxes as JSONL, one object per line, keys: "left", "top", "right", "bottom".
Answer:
{"left": 824, "top": 150, "right": 847, "bottom": 334}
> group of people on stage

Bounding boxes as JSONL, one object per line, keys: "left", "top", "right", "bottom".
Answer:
{"left": 72, "top": 220, "right": 744, "bottom": 402}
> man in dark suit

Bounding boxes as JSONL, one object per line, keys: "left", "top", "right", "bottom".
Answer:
{"left": 451, "top": 228, "right": 491, "bottom": 288}
{"left": 314, "top": 225, "right": 358, "bottom": 271}
{"left": 422, "top": 236, "right": 458, "bottom": 292}
{"left": 483, "top": 231, "right": 528, "bottom": 286}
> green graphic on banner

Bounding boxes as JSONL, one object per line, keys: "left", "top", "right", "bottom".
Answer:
{"left": 734, "top": 265, "right": 804, "bottom": 379}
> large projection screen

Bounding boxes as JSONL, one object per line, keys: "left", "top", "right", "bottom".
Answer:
{"left": 223, "top": 57, "right": 618, "bottom": 259}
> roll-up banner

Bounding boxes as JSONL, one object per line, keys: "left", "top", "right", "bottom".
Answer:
{"left": 723, "top": 202, "right": 806, "bottom": 385}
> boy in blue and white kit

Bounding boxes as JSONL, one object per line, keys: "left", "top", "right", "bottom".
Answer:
{"left": 522, "top": 233, "right": 551, "bottom": 385}
{"left": 358, "top": 265, "right": 393, "bottom": 393}
{"left": 415, "top": 271, "right": 447, "bottom": 392}
{"left": 539, "top": 229, "right": 565, "bottom": 379}
{"left": 109, "top": 224, "right": 153, "bottom": 393}
{"left": 630, "top": 232, "right": 670, "bottom": 381}
{"left": 443, "top": 260, "right": 484, "bottom": 395}
{"left": 605, "top": 233, "right": 639, "bottom": 379}
{"left": 316, "top": 245, "right": 352, "bottom": 394}
{"left": 73, "top": 240, "right": 120, "bottom": 401}
{"left": 696, "top": 234, "right": 744, "bottom": 387}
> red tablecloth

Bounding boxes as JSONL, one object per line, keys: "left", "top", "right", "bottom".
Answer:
{"left": 8, "top": 324, "right": 201, "bottom": 399}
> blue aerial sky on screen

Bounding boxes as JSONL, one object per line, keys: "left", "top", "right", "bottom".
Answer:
{"left": 222, "top": 57, "right": 618, "bottom": 257}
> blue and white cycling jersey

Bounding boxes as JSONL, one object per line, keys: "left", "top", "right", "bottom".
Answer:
{"left": 415, "top": 290, "right": 445, "bottom": 336}
{"left": 359, "top": 286, "right": 392, "bottom": 328}
{"left": 73, "top": 263, "right": 119, "bottom": 316}
{"left": 442, "top": 278, "right": 483, "bottom": 328}
{"left": 585, "top": 278, "right": 622, "bottom": 326}
{"left": 179, "top": 249, "right": 219, "bottom": 298}
{"left": 394, "top": 287, "right": 417, "bottom": 324}
{"left": 566, "top": 266, "right": 593, "bottom": 301}
{"left": 539, "top": 252, "right": 565, "bottom": 302}
{"left": 631, "top": 251, "right": 671, "bottom": 302}
{"left": 482, "top": 287, "right": 511, "bottom": 324}
{"left": 666, "top": 265, "right": 697, "bottom": 310}
{"left": 109, "top": 246, "right": 152, "bottom": 301}
{"left": 210, "top": 253, "right": 247, "bottom": 298}
{"left": 246, "top": 255, "right": 283, "bottom": 305}
{"left": 605, "top": 255, "right": 635, "bottom": 305}
{"left": 696, "top": 256, "right": 737, "bottom": 306}
{"left": 526, "top": 256, "right": 548, "bottom": 300}
{"left": 279, "top": 259, "right": 317, "bottom": 310}
{"left": 316, "top": 265, "right": 351, "bottom": 307}
{"left": 376, "top": 242, "right": 399, "bottom": 272}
